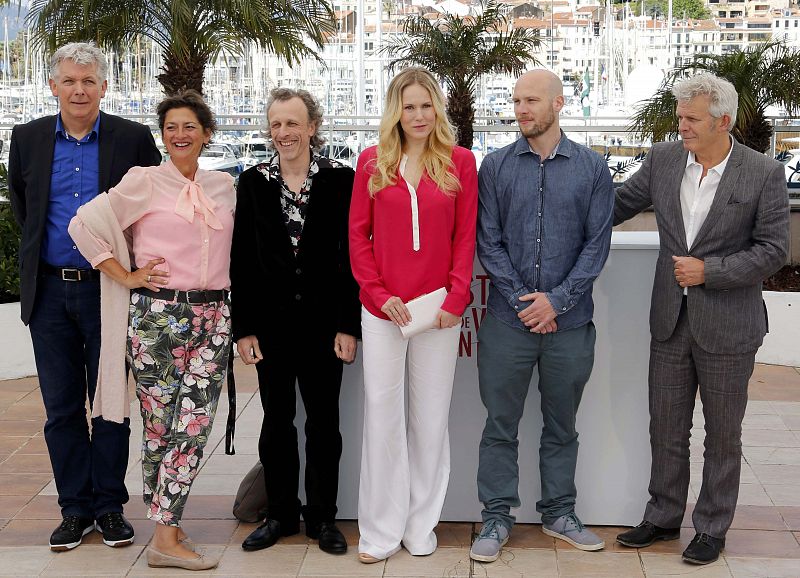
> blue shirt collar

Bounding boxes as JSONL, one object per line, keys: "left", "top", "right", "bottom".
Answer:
{"left": 55, "top": 112, "right": 101, "bottom": 142}
{"left": 513, "top": 129, "right": 573, "bottom": 159}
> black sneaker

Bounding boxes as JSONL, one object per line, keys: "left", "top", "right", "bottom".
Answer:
{"left": 95, "top": 512, "right": 135, "bottom": 547}
{"left": 49, "top": 516, "right": 95, "bottom": 551}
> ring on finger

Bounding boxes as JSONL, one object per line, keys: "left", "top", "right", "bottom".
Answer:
{"left": 147, "top": 274, "right": 151, "bottom": 283}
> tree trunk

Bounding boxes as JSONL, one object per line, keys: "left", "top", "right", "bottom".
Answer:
{"left": 157, "top": 50, "right": 208, "bottom": 96}
{"left": 447, "top": 82, "right": 476, "bottom": 150}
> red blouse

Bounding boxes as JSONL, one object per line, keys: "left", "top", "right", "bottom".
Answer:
{"left": 349, "top": 145, "right": 478, "bottom": 320}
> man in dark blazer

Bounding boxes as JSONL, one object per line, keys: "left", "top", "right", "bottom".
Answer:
{"left": 614, "top": 73, "right": 789, "bottom": 564}
{"left": 230, "top": 88, "right": 360, "bottom": 555}
{"left": 9, "top": 43, "right": 161, "bottom": 551}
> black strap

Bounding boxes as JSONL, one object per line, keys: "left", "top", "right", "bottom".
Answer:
{"left": 225, "top": 339, "right": 236, "bottom": 455}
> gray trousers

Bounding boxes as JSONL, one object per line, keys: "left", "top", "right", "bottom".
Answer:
{"left": 476, "top": 313, "right": 596, "bottom": 529}
{"left": 644, "top": 302, "right": 755, "bottom": 538}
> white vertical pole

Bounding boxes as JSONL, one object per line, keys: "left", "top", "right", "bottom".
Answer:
{"left": 357, "top": 0, "right": 365, "bottom": 147}
{"left": 668, "top": 0, "right": 673, "bottom": 68}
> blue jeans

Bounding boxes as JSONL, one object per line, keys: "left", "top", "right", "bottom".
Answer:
{"left": 476, "top": 313, "right": 595, "bottom": 529}
{"left": 28, "top": 274, "right": 130, "bottom": 519}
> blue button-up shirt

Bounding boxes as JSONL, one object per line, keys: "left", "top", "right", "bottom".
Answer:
{"left": 477, "top": 132, "right": 614, "bottom": 332}
{"left": 41, "top": 113, "right": 101, "bottom": 267}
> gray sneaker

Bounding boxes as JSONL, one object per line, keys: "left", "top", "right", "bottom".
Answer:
{"left": 469, "top": 519, "right": 509, "bottom": 562}
{"left": 542, "top": 513, "right": 605, "bottom": 551}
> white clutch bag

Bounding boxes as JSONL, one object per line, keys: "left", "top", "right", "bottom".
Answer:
{"left": 399, "top": 287, "right": 448, "bottom": 339}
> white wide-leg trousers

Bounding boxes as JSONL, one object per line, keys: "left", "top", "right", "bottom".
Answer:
{"left": 357, "top": 307, "right": 461, "bottom": 559}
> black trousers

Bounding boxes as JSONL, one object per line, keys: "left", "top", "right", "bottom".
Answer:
{"left": 255, "top": 330, "right": 344, "bottom": 528}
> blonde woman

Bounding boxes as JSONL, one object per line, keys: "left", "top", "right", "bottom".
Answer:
{"left": 349, "top": 67, "right": 478, "bottom": 563}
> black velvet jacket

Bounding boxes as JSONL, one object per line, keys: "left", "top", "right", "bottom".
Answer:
{"left": 230, "top": 162, "right": 361, "bottom": 344}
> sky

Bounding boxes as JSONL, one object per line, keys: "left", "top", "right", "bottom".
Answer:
{"left": 0, "top": 5, "right": 27, "bottom": 42}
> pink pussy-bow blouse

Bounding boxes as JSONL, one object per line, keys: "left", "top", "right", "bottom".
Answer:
{"left": 70, "top": 159, "right": 235, "bottom": 290}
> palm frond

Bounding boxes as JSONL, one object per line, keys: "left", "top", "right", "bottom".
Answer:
{"left": 27, "top": 0, "right": 337, "bottom": 93}
{"left": 628, "top": 41, "right": 800, "bottom": 152}
{"left": 381, "top": 0, "right": 540, "bottom": 147}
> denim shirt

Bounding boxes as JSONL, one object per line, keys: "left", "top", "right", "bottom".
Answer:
{"left": 477, "top": 132, "right": 614, "bottom": 332}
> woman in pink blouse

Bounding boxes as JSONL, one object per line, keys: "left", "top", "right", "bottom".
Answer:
{"left": 349, "top": 67, "right": 478, "bottom": 563}
{"left": 69, "top": 90, "right": 234, "bottom": 571}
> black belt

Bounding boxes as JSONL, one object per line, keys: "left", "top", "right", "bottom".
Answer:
{"left": 133, "top": 287, "right": 229, "bottom": 304}
{"left": 41, "top": 263, "right": 100, "bottom": 281}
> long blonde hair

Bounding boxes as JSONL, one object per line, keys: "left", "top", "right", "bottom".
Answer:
{"left": 368, "top": 67, "right": 460, "bottom": 196}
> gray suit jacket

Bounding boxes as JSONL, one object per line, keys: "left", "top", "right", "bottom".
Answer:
{"left": 614, "top": 140, "right": 789, "bottom": 355}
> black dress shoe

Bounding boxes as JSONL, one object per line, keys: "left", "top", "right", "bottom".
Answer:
{"left": 682, "top": 532, "right": 725, "bottom": 564}
{"left": 242, "top": 519, "right": 300, "bottom": 552}
{"left": 95, "top": 512, "right": 135, "bottom": 547}
{"left": 49, "top": 516, "right": 95, "bottom": 551}
{"left": 616, "top": 520, "right": 681, "bottom": 548}
{"left": 307, "top": 522, "right": 347, "bottom": 554}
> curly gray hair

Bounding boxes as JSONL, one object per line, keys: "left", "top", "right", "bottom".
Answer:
{"left": 672, "top": 73, "right": 738, "bottom": 130}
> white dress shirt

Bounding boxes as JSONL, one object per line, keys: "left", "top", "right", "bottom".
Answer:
{"left": 679, "top": 136, "right": 733, "bottom": 293}
{"left": 680, "top": 137, "right": 734, "bottom": 251}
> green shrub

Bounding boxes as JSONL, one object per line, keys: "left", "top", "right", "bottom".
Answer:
{"left": 0, "top": 163, "right": 21, "bottom": 303}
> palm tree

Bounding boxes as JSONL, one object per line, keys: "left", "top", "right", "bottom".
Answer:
{"left": 381, "top": 0, "right": 541, "bottom": 148}
{"left": 629, "top": 41, "right": 800, "bottom": 153}
{"left": 26, "top": 0, "right": 338, "bottom": 96}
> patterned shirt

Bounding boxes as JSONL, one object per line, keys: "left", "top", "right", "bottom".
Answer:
{"left": 257, "top": 149, "right": 343, "bottom": 253}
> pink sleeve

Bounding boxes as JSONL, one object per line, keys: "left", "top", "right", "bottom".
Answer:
{"left": 106, "top": 167, "right": 154, "bottom": 229}
{"left": 68, "top": 167, "right": 153, "bottom": 268}
{"left": 441, "top": 147, "right": 478, "bottom": 316}
{"left": 68, "top": 216, "right": 115, "bottom": 268}
{"left": 348, "top": 148, "right": 393, "bottom": 310}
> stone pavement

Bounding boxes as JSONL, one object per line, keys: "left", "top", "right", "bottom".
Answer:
{"left": 0, "top": 361, "right": 799, "bottom": 576}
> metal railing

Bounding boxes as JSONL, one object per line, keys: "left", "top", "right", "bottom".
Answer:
{"left": 1, "top": 115, "right": 798, "bottom": 200}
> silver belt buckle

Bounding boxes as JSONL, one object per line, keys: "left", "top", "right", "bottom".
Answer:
{"left": 186, "top": 290, "right": 206, "bottom": 304}
{"left": 61, "top": 268, "right": 81, "bottom": 282}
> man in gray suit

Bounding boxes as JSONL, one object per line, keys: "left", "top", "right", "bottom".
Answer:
{"left": 614, "top": 73, "right": 789, "bottom": 564}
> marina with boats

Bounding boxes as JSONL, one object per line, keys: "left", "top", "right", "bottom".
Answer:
{"left": 0, "top": 0, "right": 797, "bottom": 186}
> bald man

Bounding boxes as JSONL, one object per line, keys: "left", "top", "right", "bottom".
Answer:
{"left": 470, "top": 70, "right": 614, "bottom": 562}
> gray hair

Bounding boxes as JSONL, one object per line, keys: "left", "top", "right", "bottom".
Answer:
{"left": 49, "top": 43, "right": 109, "bottom": 83}
{"left": 672, "top": 73, "right": 738, "bottom": 130}
{"left": 265, "top": 88, "right": 326, "bottom": 150}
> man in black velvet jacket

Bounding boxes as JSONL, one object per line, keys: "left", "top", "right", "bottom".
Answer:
{"left": 230, "top": 88, "right": 361, "bottom": 555}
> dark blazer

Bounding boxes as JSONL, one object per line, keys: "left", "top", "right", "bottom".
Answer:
{"left": 230, "top": 162, "right": 361, "bottom": 345}
{"left": 614, "top": 140, "right": 789, "bottom": 354}
{"left": 9, "top": 111, "right": 162, "bottom": 324}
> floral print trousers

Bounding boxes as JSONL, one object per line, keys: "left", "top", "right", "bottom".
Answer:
{"left": 127, "top": 292, "right": 231, "bottom": 526}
